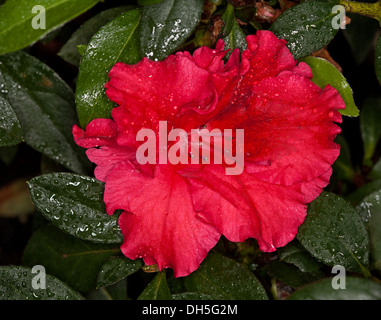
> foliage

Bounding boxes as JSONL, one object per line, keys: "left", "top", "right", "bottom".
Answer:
{"left": 0, "top": 0, "right": 381, "bottom": 301}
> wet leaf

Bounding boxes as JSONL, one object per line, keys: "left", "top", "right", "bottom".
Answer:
{"left": 0, "top": 265, "right": 83, "bottom": 300}
{"left": 184, "top": 252, "right": 268, "bottom": 300}
{"left": 22, "top": 224, "right": 118, "bottom": 293}
{"left": 0, "top": 0, "right": 100, "bottom": 55}
{"left": 138, "top": 271, "right": 172, "bottom": 300}
{"left": 300, "top": 56, "right": 359, "bottom": 117}
{"left": 297, "top": 192, "right": 370, "bottom": 275}
{"left": 139, "top": 0, "right": 204, "bottom": 61}
{"left": 76, "top": 9, "right": 142, "bottom": 128}
{"left": 270, "top": 0, "right": 339, "bottom": 59}
{"left": 59, "top": 6, "right": 133, "bottom": 67}
{"left": 223, "top": 20, "right": 247, "bottom": 58}
{"left": 97, "top": 256, "right": 143, "bottom": 288}
{"left": 288, "top": 277, "right": 381, "bottom": 300}
{"left": 360, "top": 97, "right": 381, "bottom": 166}
{"left": 28, "top": 173, "right": 123, "bottom": 244}
{"left": 357, "top": 190, "right": 381, "bottom": 272}
{"left": 0, "top": 96, "right": 23, "bottom": 147}
{"left": 0, "top": 51, "right": 90, "bottom": 174}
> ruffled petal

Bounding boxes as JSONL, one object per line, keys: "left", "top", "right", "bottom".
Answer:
{"left": 104, "top": 163, "right": 220, "bottom": 277}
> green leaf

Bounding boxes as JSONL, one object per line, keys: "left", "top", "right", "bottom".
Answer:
{"left": 97, "top": 257, "right": 143, "bottom": 288}
{"left": 0, "top": 95, "right": 23, "bottom": 147}
{"left": 278, "top": 241, "right": 323, "bottom": 273}
{"left": 357, "top": 190, "right": 381, "bottom": 272}
{"left": 172, "top": 292, "right": 215, "bottom": 300}
{"left": 288, "top": 277, "right": 381, "bottom": 300}
{"left": 138, "top": 271, "right": 172, "bottom": 300}
{"left": 346, "top": 180, "right": 381, "bottom": 207}
{"left": 223, "top": 20, "right": 248, "bottom": 59}
{"left": 0, "top": 51, "right": 90, "bottom": 174}
{"left": 58, "top": 6, "right": 133, "bottom": 67}
{"left": 269, "top": 0, "right": 339, "bottom": 59}
{"left": 87, "top": 280, "right": 128, "bottom": 300}
{"left": 0, "top": 265, "right": 83, "bottom": 300}
{"left": 139, "top": 0, "right": 204, "bottom": 61}
{"left": 184, "top": 252, "right": 268, "bottom": 300}
{"left": 376, "top": 34, "right": 381, "bottom": 86}
{"left": 297, "top": 192, "right": 370, "bottom": 275}
{"left": 369, "top": 158, "right": 381, "bottom": 181}
{"left": 220, "top": 3, "right": 235, "bottom": 38}
{"left": 0, "top": 0, "right": 100, "bottom": 55}
{"left": 22, "top": 224, "right": 119, "bottom": 293}
{"left": 332, "top": 135, "right": 355, "bottom": 182}
{"left": 360, "top": 97, "right": 381, "bottom": 166}
{"left": 28, "top": 173, "right": 123, "bottom": 244}
{"left": 76, "top": 9, "right": 142, "bottom": 128}
{"left": 342, "top": 13, "right": 380, "bottom": 65}
{"left": 265, "top": 261, "right": 323, "bottom": 288}
{"left": 300, "top": 56, "right": 359, "bottom": 117}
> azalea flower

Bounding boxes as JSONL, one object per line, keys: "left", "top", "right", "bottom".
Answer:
{"left": 73, "top": 31, "right": 344, "bottom": 277}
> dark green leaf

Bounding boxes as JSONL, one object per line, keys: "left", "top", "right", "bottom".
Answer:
{"left": 332, "top": 135, "right": 355, "bottom": 182}
{"left": 0, "top": 95, "right": 23, "bottom": 147}
{"left": 172, "top": 292, "right": 215, "bottom": 300}
{"left": 270, "top": 0, "right": 339, "bottom": 59}
{"left": 139, "top": 0, "right": 204, "bottom": 61}
{"left": 360, "top": 97, "right": 381, "bottom": 166}
{"left": 87, "top": 279, "right": 128, "bottom": 300}
{"left": 0, "top": 265, "right": 83, "bottom": 300}
{"left": 0, "top": 0, "right": 100, "bottom": 55}
{"left": 376, "top": 34, "right": 381, "bottom": 86}
{"left": 76, "top": 9, "right": 142, "bottom": 128}
{"left": 138, "top": 271, "right": 172, "bottom": 300}
{"left": 59, "top": 6, "right": 133, "bottom": 67}
{"left": 346, "top": 180, "right": 381, "bottom": 207}
{"left": 297, "top": 192, "right": 369, "bottom": 275}
{"left": 343, "top": 13, "right": 379, "bottom": 65}
{"left": 223, "top": 20, "right": 247, "bottom": 58}
{"left": 22, "top": 224, "right": 119, "bottom": 293}
{"left": 300, "top": 56, "right": 359, "bottom": 117}
{"left": 288, "top": 277, "right": 381, "bottom": 300}
{"left": 28, "top": 173, "right": 123, "bottom": 244}
{"left": 265, "top": 261, "right": 323, "bottom": 288}
{"left": 278, "top": 241, "right": 323, "bottom": 273}
{"left": 97, "top": 257, "right": 143, "bottom": 288}
{"left": 184, "top": 252, "right": 268, "bottom": 300}
{"left": 220, "top": 4, "right": 235, "bottom": 38}
{"left": 369, "top": 159, "right": 381, "bottom": 181}
{"left": 0, "top": 51, "right": 90, "bottom": 174}
{"left": 357, "top": 190, "right": 381, "bottom": 272}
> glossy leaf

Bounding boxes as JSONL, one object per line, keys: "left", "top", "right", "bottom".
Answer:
{"left": 139, "top": 0, "right": 204, "bottom": 61}
{"left": 300, "top": 56, "right": 359, "bottom": 117}
{"left": 97, "top": 256, "right": 143, "bottom": 288}
{"left": 59, "top": 6, "right": 132, "bottom": 67}
{"left": 28, "top": 173, "right": 123, "bottom": 244}
{"left": 220, "top": 3, "right": 235, "bottom": 38}
{"left": 0, "top": 51, "right": 90, "bottom": 174}
{"left": 0, "top": 266, "right": 83, "bottom": 300}
{"left": 138, "top": 0, "right": 165, "bottom": 5}
{"left": 297, "top": 192, "right": 369, "bottom": 275}
{"left": 0, "top": 95, "right": 23, "bottom": 147}
{"left": 184, "top": 252, "right": 268, "bottom": 300}
{"left": 278, "top": 241, "right": 323, "bottom": 273}
{"left": 223, "top": 20, "right": 247, "bottom": 59}
{"left": 0, "top": 0, "right": 100, "bottom": 55}
{"left": 138, "top": 271, "right": 172, "bottom": 300}
{"left": 376, "top": 34, "right": 381, "bottom": 86}
{"left": 360, "top": 97, "right": 381, "bottom": 166}
{"left": 288, "top": 277, "right": 381, "bottom": 300}
{"left": 22, "top": 224, "right": 119, "bottom": 293}
{"left": 346, "top": 180, "right": 381, "bottom": 207}
{"left": 270, "top": 0, "right": 339, "bottom": 59}
{"left": 76, "top": 9, "right": 142, "bottom": 128}
{"left": 357, "top": 190, "right": 381, "bottom": 272}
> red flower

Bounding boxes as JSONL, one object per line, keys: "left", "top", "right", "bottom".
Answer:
{"left": 73, "top": 31, "right": 344, "bottom": 277}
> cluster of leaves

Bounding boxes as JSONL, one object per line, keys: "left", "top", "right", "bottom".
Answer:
{"left": 0, "top": 0, "right": 381, "bottom": 300}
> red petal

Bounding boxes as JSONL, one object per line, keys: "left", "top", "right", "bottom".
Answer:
{"left": 104, "top": 163, "right": 220, "bottom": 277}
{"left": 184, "top": 165, "right": 306, "bottom": 252}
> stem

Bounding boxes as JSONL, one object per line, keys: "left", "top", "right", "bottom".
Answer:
{"left": 340, "top": 0, "right": 381, "bottom": 23}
